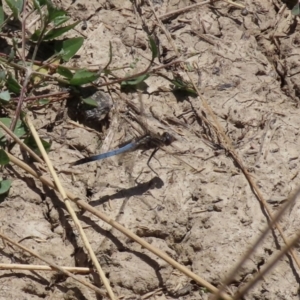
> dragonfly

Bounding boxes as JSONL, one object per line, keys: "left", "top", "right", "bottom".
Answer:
{"left": 71, "top": 102, "right": 174, "bottom": 175}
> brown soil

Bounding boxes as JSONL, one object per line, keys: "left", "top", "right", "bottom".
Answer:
{"left": 1, "top": 0, "right": 300, "bottom": 299}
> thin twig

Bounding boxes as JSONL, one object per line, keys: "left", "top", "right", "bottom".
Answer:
{"left": 146, "top": 0, "right": 300, "bottom": 298}
{"left": 233, "top": 188, "right": 300, "bottom": 298}
{"left": 158, "top": 0, "right": 211, "bottom": 20}
{"left": 5, "top": 149, "right": 233, "bottom": 300}
{"left": 0, "top": 120, "right": 44, "bottom": 164}
{"left": 10, "top": 69, "right": 32, "bottom": 132}
{"left": 0, "top": 263, "right": 90, "bottom": 273}
{"left": 25, "top": 116, "right": 116, "bottom": 300}
{"left": 97, "top": 58, "right": 183, "bottom": 88}
{"left": 0, "top": 232, "right": 107, "bottom": 296}
{"left": 10, "top": 0, "right": 30, "bottom": 132}
{"left": 158, "top": 0, "right": 245, "bottom": 21}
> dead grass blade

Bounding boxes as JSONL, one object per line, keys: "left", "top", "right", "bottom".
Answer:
{"left": 0, "top": 263, "right": 90, "bottom": 273}
{"left": 4, "top": 149, "right": 233, "bottom": 300}
{"left": 0, "top": 120, "right": 43, "bottom": 164}
{"left": 24, "top": 116, "right": 116, "bottom": 300}
{"left": 145, "top": 0, "right": 300, "bottom": 298}
{"left": 0, "top": 232, "right": 107, "bottom": 296}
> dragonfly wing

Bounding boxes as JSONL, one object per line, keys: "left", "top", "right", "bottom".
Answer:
{"left": 72, "top": 141, "right": 137, "bottom": 166}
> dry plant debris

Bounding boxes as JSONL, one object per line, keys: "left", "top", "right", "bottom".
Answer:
{"left": 1, "top": 0, "right": 300, "bottom": 299}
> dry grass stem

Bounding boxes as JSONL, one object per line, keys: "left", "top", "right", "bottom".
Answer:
{"left": 145, "top": 0, "right": 300, "bottom": 297}
{"left": 0, "top": 263, "right": 90, "bottom": 273}
{"left": 4, "top": 148, "right": 233, "bottom": 300}
{"left": 25, "top": 115, "right": 116, "bottom": 300}
{"left": 0, "top": 232, "right": 107, "bottom": 296}
{"left": 0, "top": 120, "right": 43, "bottom": 164}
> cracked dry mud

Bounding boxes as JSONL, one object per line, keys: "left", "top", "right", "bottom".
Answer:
{"left": 2, "top": 0, "right": 300, "bottom": 299}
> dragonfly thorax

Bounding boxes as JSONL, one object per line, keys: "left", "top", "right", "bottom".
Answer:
{"left": 161, "top": 132, "right": 174, "bottom": 146}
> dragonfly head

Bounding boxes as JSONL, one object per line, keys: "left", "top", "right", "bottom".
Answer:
{"left": 161, "top": 132, "right": 174, "bottom": 146}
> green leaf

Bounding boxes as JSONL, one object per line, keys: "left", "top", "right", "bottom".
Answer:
{"left": 69, "top": 69, "right": 99, "bottom": 86}
{"left": 57, "top": 66, "right": 73, "bottom": 79}
{"left": 48, "top": 5, "right": 66, "bottom": 22}
{"left": 292, "top": 3, "right": 300, "bottom": 16}
{"left": 0, "top": 179, "right": 11, "bottom": 195}
{"left": 82, "top": 97, "right": 98, "bottom": 108}
{"left": 52, "top": 15, "right": 69, "bottom": 27}
{"left": 31, "top": 29, "right": 42, "bottom": 42}
{"left": 121, "top": 74, "right": 149, "bottom": 86}
{"left": 14, "top": 120, "right": 27, "bottom": 137}
{"left": 8, "top": 46, "right": 15, "bottom": 62}
{"left": 34, "top": 0, "right": 56, "bottom": 14}
{"left": 0, "top": 117, "right": 27, "bottom": 146}
{"left": 0, "top": 91, "right": 10, "bottom": 102}
{"left": 37, "top": 98, "right": 50, "bottom": 105}
{"left": 47, "top": 5, "right": 69, "bottom": 26}
{"left": 5, "top": 0, "right": 23, "bottom": 18}
{"left": 6, "top": 73, "right": 21, "bottom": 94}
{"left": 43, "top": 20, "right": 80, "bottom": 40}
{"left": 24, "top": 135, "right": 51, "bottom": 155}
{"left": 55, "top": 37, "right": 84, "bottom": 61}
{"left": 33, "top": 0, "right": 47, "bottom": 9}
{"left": 172, "top": 79, "right": 197, "bottom": 95}
{"left": 0, "top": 71, "right": 6, "bottom": 81}
{"left": 0, "top": 149, "right": 9, "bottom": 165}
{"left": 0, "top": 118, "right": 10, "bottom": 128}
{"left": 0, "top": 6, "right": 5, "bottom": 27}
{"left": 148, "top": 36, "right": 158, "bottom": 61}
{"left": 33, "top": 0, "right": 42, "bottom": 10}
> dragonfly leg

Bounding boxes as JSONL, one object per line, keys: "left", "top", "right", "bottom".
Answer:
{"left": 147, "top": 147, "right": 160, "bottom": 176}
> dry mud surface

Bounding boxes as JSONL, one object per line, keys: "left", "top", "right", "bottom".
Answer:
{"left": 2, "top": 0, "right": 300, "bottom": 299}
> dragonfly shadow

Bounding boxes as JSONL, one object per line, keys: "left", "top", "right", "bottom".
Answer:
{"left": 89, "top": 176, "right": 164, "bottom": 207}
